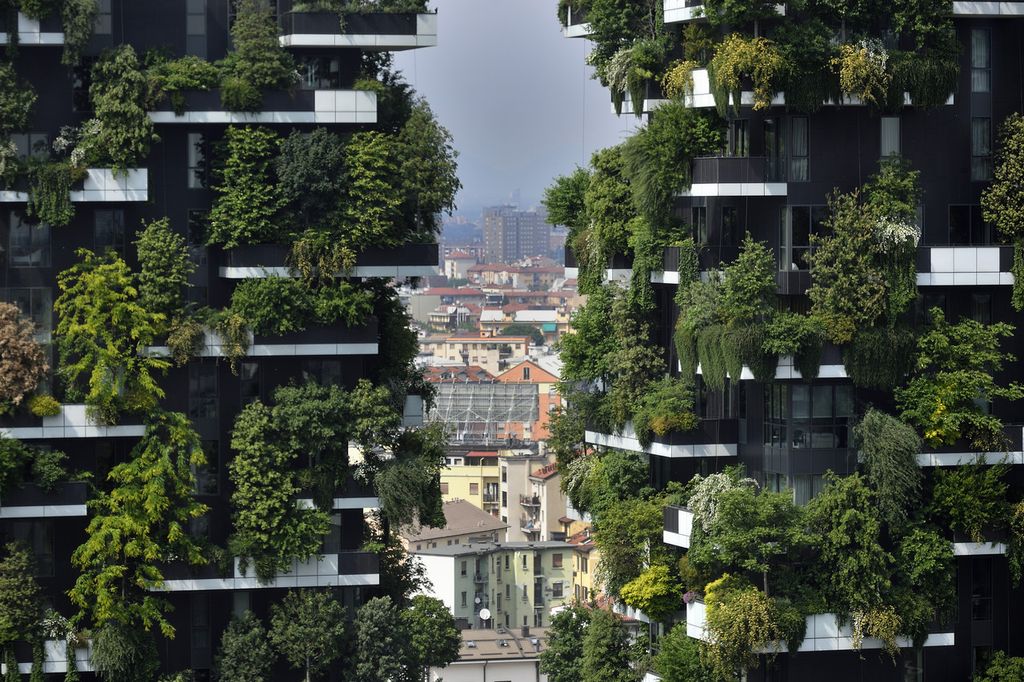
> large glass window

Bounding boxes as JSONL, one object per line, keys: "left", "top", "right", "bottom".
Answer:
{"left": 186, "top": 0, "right": 208, "bottom": 58}
{"left": 691, "top": 206, "right": 708, "bottom": 245}
{"left": 726, "top": 119, "right": 749, "bottom": 157}
{"left": 193, "top": 440, "right": 219, "bottom": 495}
{"left": 94, "top": 209, "right": 125, "bottom": 255}
{"left": 948, "top": 205, "right": 991, "bottom": 245}
{"left": 971, "top": 29, "right": 991, "bottom": 93}
{"left": 763, "top": 383, "right": 855, "bottom": 451}
{"left": 94, "top": 0, "right": 112, "bottom": 35}
{"left": 972, "top": 118, "right": 992, "bottom": 182}
{"left": 188, "top": 363, "right": 217, "bottom": 420}
{"left": 187, "top": 133, "right": 207, "bottom": 189}
{"left": 240, "top": 361, "right": 260, "bottom": 405}
{"left": 9, "top": 521, "right": 54, "bottom": 576}
{"left": 779, "top": 205, "right": 826, "bottom": 270}
{"left": 1, "top": 287, "right": 52, "bottom": 335}
{"left": 789, "top": 117, "right": 808, "bottom": 182}
{"left": 9, "top": 213, "right": 50, "bottom": 267}
{"left": 880, "top": 116, "right": 900, "bottom": 157}
{"left": 10, "top": 133, "right": 49, "bottom": 159}
{"left": 721, "top": 206, "right": 739, "bottom": 247}
{"left": 296, "top": 56, "right": 343, "bottom": 90}
{"left": 302, "top": 359, "right": 342, "bottom": 386}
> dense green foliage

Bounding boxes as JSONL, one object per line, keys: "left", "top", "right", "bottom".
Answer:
{"left": 60, "top": 0, "right": 97, "bottom": 67}
{"left": 70, "top": 413, "right": 208, "bottom": 637}
{"left": 854, "top": 409, "right": 922, "bottom": 530}
{"left": 208, "top": 126, "right": 285, "bottom": 248}
{"left": 982, "top": 113, "right": 1024, "bottom": 309}
{"left": 135, "top": 218, "right": 195, "bottom": 319}
{"left": 269, "top": 590, "right": 348, "bottom": 682}
{"left": 54, "top": 249, "right": 170, "bottom": 424}
{"left": 216, "top": 612, "right": 275, "bottom": 682}
{"left": 26, "top": 161, "right": 79, "bottom": 226}
{"left": 228, "top": 277, "right": 373, "bottom": 336}
{"left": 539, "top": 604, "right": 591, "bottom": 682}
{"left": 896, "top": 308, "right": 1023, "bottom": 449}
{"left": 580, "top": 608, "right": 637, "bottom": 682}
{"left": 90, "top": 621, "right": 160, "bottom": 682}
{"left": 0, "top": 62, "right": 35, "bottom": 136}
{"left": 928, "top": 461, "right": 1009, "bottom": 543}
{"left": 978, "top": 651, "right": 1024, "bottom": 681}
{"left": 219, "top": 0, "right": 295, "bottom": 111}
{"left": 0, "top": 302, "right": 48, "bottom": 410}
{"left": 144, "top": 54, "right": 220, "bottom": 115}
{"left": 654, "top": 624, "right": 714, "bottom": 682}
{"left": 0, "top": 542, "right": 41, "bottom": 654}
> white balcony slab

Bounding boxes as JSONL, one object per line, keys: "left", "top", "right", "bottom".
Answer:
{"left": 0, "top": 13, "right": 64, "bottom": 45}
{"left": 0, "top": 504, "right": 87, "bottom": 519}
{"left": 917, "top": 450, "right": 1024, "bottom": 466}
{"left": 686, "top": 601, "right": 954, "bottom": 652}
{"left": 145, "top": 331, "right": 378, "bottom": 359}
{"left": 695, "top": 358, "right": 847, "bottom": 381}
{"left": 158, "top": 555, "right": 379, "bottom": 592}
{"left": 0, "top": 404, "right": 146, "bottom": 440}
{"left": 953, "top": 542, "right": 1007, "bottom": 555}
{"left": 148, "top": 90, "right": 376, "bottom": 124}
{"left": 295, "top": 497, "right": 381, "bottom": 510}
{"left": 585, "top": 422, "right": 736, "bottom": 459}
{"left": 676, "top": 182, "right": 788, "bottom": 197}
{"left": 917, "top": 247, "right": 1013, "bottom": 286}
{"left": 1, "top": 640, "right": 93, "bottom": 675}
{"left": 219, "top": 264, "right": 438, "bottom": 279}
{"left": 281, "top": 13, "right": 437, "bottom": 49}
{"left": 665, "top": 1, "right": 785, "bottom": 22}
{"left": 663, "top": 508, "right": 694, "bottom": 549}
{"left": 0, "top": 168, "right": 148, "bottom": 203}
{"left": 953, "top": 1, "right": 1024, "bottom": 15}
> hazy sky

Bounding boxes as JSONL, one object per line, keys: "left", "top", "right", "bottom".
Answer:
{"left": 393, "top": 0, "right": 637, "bottom": 216}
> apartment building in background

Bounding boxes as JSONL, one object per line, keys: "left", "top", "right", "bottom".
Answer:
{"left": 482, "top": 206, "right": 552, "bottom": 263}
{"left": 440, "top": 451, "right": 502, "bottom": 516}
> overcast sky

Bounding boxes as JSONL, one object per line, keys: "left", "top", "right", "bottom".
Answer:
{"left": 392, "top": 0, "right": 637, "bottom": 217}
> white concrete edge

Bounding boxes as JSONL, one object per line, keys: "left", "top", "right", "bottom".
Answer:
{"left": 158, "top": 573, "right": 379, "bottom": 592}
{"left": 295, "top": 496, "right": 381, "bottom": 510}
{"left": 145, "top": 342, "right": 379, "bottom": 358}
{"left": 916, "top": 451, "right": 1024, "bottom": 466}
{"left": 0, "top": 424, "right": 146, "bottom": 440}
{"left": 219, "top": 265, "right": 439, "bottom": 279}
{"left": 1, "top": 640, "right": 93, "bottom": 675}
{"left": 952, "top": 542, "right": 1007, "bottom": 555}
{"left": 663, "top": 529, "right": 691, "bottom": 548}
{"left": 584, "top": 428, "right": 737, "bottom": 459}
{"left": 952, "top": 1, "right": 1024, "bottom": 16}
{"left": 562, "top": 23, "right": 593, "bottom": 38}
{"left": 0, "top": 504, "right": 87, "bottom": 518}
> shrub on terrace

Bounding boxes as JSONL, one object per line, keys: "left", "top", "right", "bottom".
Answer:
{"left": 632, "top": 376, "right": 698, "bottom": 447}
{"left": 135, "top": 217, "right": 195, "bottom": 320}
{"left": 60, "top": 0, "right": 97, "bottom": 67}
{"left": 854, "top": 409, "right": 922, "bottom": 531}
{"left": 0, "top": 62, "right": 35, "bottom": 137}
{"left": 927, "top": 461, "right": 1010, "bottom": 543}
{"left": 0, "top": 302, "right": 48, "bottom": 410}
{"left": 208, "top": 126, "right": 285, "bottom": 248}
{"left": 144, "top": 54, "right": 220, "bottom": 115}
{"left": 219, "top": 0, "right": 295, "bottom": 111}
{"left": 708, "top": 34, "right": 786, "bottom": 114}
{"left": 982, "top": 113, "right": 1024, "bottom": 310}
{"left": 895, "top": 308, "right": 1024, "bottom": 449}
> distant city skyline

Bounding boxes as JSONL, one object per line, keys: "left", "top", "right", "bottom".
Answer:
{"left": 393, "top": 0, "right": 638, "bottom": 214}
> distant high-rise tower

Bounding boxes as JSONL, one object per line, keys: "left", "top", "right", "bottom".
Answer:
{"left": 482, "top": 206, "right": 552, "bottom": 263}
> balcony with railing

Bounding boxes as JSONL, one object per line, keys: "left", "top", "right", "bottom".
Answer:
{"left": 278, "top": 3, "right": 438, "bottom": 50}
{"left": 915, "top": 245, "right": 1015, "bottom": 286}
{"left": 158, "top": 551, "right": 379, "bottom": 591}
{"left": 148, "top": 88, "right": 377, "bottom": 125}
{"left": 520, "top": 494, "right": 541, "bottom": 508}
{"left": 0, "top": 11, "right": 64, "bottom": 45}
{"left": 585, "top": 418, "right": 739, "bottom": 458}
{"left": 521, "top": 517, "right": 542, "bottom": 534}
{"left": 218, "top": 242, "right": 439, "bottom": 280}
{"left": 679, "top": 156, "right": 788, "bottom": 198}
{"left": 0, "top": 481, "right": 88, "bottom": 519}
{"left": 0, "top": 404, "right": 146, "bottom": 441}
{"left": 916, "top": 424, "right": 1024, "bottom": 467}
{"left": 563, "top": 4, "right": 592, "bottom": 38}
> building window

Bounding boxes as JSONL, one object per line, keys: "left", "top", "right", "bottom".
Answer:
{"left": 188, "top": 363, "right": 217, "bottom": 420}
{"left": 8, "top": 213, "right": 50, "bottom": 267}
{"left": 522, "top": 366, "right": 530, "bottom": 380}
{"left": 552, "top": 553, "right": 562, "bottom": 568}
{"left": 948, "top": 205, "right": 991, "bottom": 245}
{"left": 94, "top": 0, "right": 112, "bottom": 34}
{"left": 460, "top": 592, "right": 467, "bottom": 608}
{"left": 792, "top": 474, "right": 825, "bottom": 506}
{"left": 501, "top": 467, "right": 507, "bottom": 483}
{"left": 190, "top": 594, "right": 211, "bottom": 655}
{"left": 971, "top": 293, "right": 993, "bottom": 324}
{"left": 469, "top": 483, "right": 479, "bottom": 495}
{"left": 71, "top": 59, "right": 97, "bottom": 112}
{"left": 301, "top": 359, "right": 341, "bottom": 386}
{"left": 972, "top": 118, "right": 992, "bottom": 181}
{"left": 186, "top": 0, "right": 208, "bottom": 58}
{"left": 11, "top": 133, "right": 48, "bottom": 159}
{"left": 440, "top": 482, "right": 449, "bottom": 494}
{"left": 779, "top": 205, "right": 826, "bottom": 270}
{"left": 187, "top": 133, "right": 207, "bottom": 189}
{"left": 880, "top": 116, "right": 900, "bottom": 157}
{"left": 192, "top": 440, "right": 219, "bottom": 495}
{"left": 789, "top": 117, "right": 808, "bottom": 182}
{"left": 972, "top": 557, "right": 993, "bottom": 620}
{"left": 296, "top": 55, "right": 343, "bottom": 90}
{"left": 726, "top": 119, "right": 749, "bottom": 157}
{"left": 240, "top": 361, "right": 260, "bottom": 405}
{"left": 552, "top": 582, "right": 563, "bottom": 598}
{"left": 2, "top": 287, "right": 52, "bottom": 335}
{"left": 580, "top": 556, "right": 588, "bottom": 573}
{"left": 501, "top": 491, "right": 507, "bottom": 507}
{"left": 460, "top": 560, "right": 467, "bottom": 576}
{"left": 971, "top": 29, "right": 991, "bottom": 93}
{"left": 721, "top": 206, "right": 738, "bottom": 247}
{"left": 691, "top": 206, "right": 708, "bottom": 245}
{"left": 505, "top": 556, "right": 509, "bottom": 570}
{"left": 522, "top": 554, "right": 527, "bottom": 569}
{"left": 94, "top": 209, "right": 125, "bottom": 255}
{"left": 10, "top": 521, "right": 54, "bottom": 577}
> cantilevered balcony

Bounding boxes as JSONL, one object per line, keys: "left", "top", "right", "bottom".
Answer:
{"left": 295, "top": 478, "right": 381, "bottom": 511}
{"left": 279, "top": 8, "right": 438, "bottom": 49}
{"left": 148, "top": 89, "right": 377, "bottom": 124}
{"left": 585, "top": 418, "right": 739, "bottom": 458}
{"left": 0, "top": 12, "right": 64, "bottom": 45}
{"left": 218, "top": 243, "right": 440, "bottom": 280}
{"left": 916, "top": 424, "right": 1024, "bottom": 467}
{"left": 663, "top": 0, "right": 785, "bottom": 23}
{"left": 0, "top": 481, "right": 88, "bottom": 519}
{"left": 1, "top": 640, "right": 93, "bottom": 675}
{"left": 915, "top": 245, "right": 1015, "bottom": 286}
{"left": 663, "top": 505, "right": 694, "bottom": 549}
{"left": 0, "top": 404, "right": 146, "bottom": 440}
{"left": 0, "top": 169, "right": 148, "bottom": 203}
{"left": 951, "top": 1, "right": 1024, "bottom": 16}
{"left": 562, "top": 5, "right": 592, "bottom": 38}
{"left": 145, "top": 317, "right": 379, "bottom": 359}
{"left": 158, "top": 552, "right": 380, "bottom": 592}
{"left": 679, "top": 156, "right": 788, "bottom": 198}
{"left": 685, "top": 600, "right": 954, "bottom": 651}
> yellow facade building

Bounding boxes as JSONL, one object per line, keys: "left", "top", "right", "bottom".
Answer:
{"left": 441, "top": 450, "right": 501, "bottom": 516}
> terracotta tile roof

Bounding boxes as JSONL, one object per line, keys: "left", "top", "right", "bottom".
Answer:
{"left": 531, "top": 463, "right": 559, "bottom": 480}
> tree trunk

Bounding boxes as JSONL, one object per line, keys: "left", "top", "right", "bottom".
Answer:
{"left": 763, "top": 570, "right": 769, "bottom": 597}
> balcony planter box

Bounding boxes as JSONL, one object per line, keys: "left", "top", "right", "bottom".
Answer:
{"left": 161, "top": 561, "right": 230, "bottom": 581}
{"left": 148, "top": 88, "right": 316, "bottom": 114}
{"left": 338, "top": 551, "right": 379, "bottom": 575}
{"left": 220, "top": 243, "right": 439, "bottom": 276}
{"left": 282, "top": 10, "right": 419, "bottom": 36}
{"left": 251, "top": 317, "right": 378, "bottom": 346}
{"left": 585, "top": 418, "right": 739, "bottom": 458}
{"left": 919, "top": 424, "right": 1023, "bottom": 456}
{"left": 0, "top": 409, "right": 44, "bottom": 429}
{"left": 0, "top": 481, "right": 87, "bottom": 507}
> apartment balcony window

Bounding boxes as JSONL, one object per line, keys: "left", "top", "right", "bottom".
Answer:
{"left": 187, "top": 133, "right": 207, "bottom": 189}
{"left": 971, "top": 29, "right": 991, "bottom": 93}
{"left": 240, "top": 361, "right": 260, "bottom": 405}
{"left": 94, "top": 0, "right": 112, "bottom": 35}
{"left": 192, "top": 440, "right": 220, "bottom": 495}
{"left": 763, "top": 383, "right": 855, "bottom": 453}
{"left": 691, "top": 206, "right": 707, "bottom": 245}
{"left": 789, "top": 117, "right": 808, "bottom": 182}
{"left": 470, "top": 482, "right": 479, "bottom": 495}
{"left": 779, "top": 205, "right": 826, "bottom": 271}
{"left": 188, "top": 363, "right": 218, "bottom": 421}
{"left": 726, "top": 119, "right": 749, "bottom": 157}
{"left": 972, "top": 118, "right": 993, "bottom": 182}
{"left": 880, "top": 116, "right": 900, "bottom": 158}
{"left": 552, "top": 582, "right": 563, "bottom": 598}
{"left": 94, "top": 209, "right": 125, "bottom": 255}
{"left": 9, "top": 520, "right": 54, "bottom": 577}
{"left": 11, "top": 132, "right": 48, "bottom": 159}
{"left": 2, "top": 287, "right": 52, "bottom": 335}
{"left": 8, "top": 213, "right": 50, "bottom": 268}
{"left": 948, "top": 205, "right": 992, "bottom": 245}
{"left": 440, "top": 482, "right": 449, "bottom": 494}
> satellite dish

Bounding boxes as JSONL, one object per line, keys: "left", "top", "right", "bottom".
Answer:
{"left": 479, "top": 608, "right": 492, "bottom": 621}
{"left": 475, "top": 596, "right": 481, "bottom": 604}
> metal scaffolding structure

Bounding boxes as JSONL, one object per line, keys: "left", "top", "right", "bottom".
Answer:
{"left": 428, "top": 381, "right": 539, "bottom": 445}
